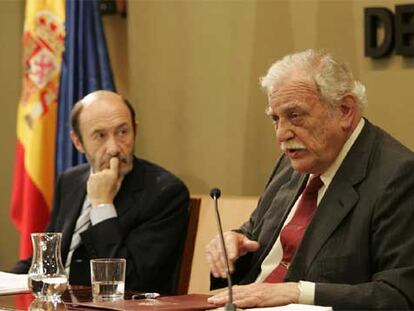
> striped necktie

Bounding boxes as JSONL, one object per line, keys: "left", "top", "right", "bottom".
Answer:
{"left": 65, "top": 200, "right": 92, "bottom": 273}
{"left": 264, "top": 175, "right": 323, "bottom": 283}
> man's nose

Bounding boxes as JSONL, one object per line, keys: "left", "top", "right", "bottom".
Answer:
{"left": 275, "top": 119, "right": 294, "bottom": 143}
{"left": 106, "top": 136, "right": 120, "bottom": 156}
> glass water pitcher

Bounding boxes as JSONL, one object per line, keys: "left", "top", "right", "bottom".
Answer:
{"left": 28, "top": 232, "right": 68, "bottom": 302}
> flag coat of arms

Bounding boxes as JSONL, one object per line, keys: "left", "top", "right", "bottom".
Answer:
{"left": 11, "top": 0, "right": 115, "bottom": 259}
{"left": 11, "top": 0, "right": 65, "bottom": 259}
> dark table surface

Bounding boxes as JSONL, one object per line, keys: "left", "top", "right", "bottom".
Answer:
{"left": 0, "top": 286, "right": 214, "bottom": 310}
{"left": 0, "top": 286, "right": 96, "bottom": 310}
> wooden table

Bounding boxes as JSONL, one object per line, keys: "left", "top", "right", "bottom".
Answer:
{"left": 0, "top": 286, "right": 214, "bottom": 310}
{"left": 0, "top": 286, "right": 94, "bottom": 310}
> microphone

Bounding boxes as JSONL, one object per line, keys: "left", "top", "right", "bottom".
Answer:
{"left": 210, "top": 188, "right": 221, "bottom": 200}
{"left": 210, "top": 188, "right": 237, "bottom": 311}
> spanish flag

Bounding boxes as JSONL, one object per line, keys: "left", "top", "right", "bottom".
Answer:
{"left": 10, "top": 0, "right": 65, "bottom": 259}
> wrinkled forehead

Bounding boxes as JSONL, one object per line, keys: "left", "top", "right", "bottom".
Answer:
{"left": 268, "top": 80, "right": 320, "bottom": 107}
{"left": 79, "top": 96, "right": 131, "bottom": 129}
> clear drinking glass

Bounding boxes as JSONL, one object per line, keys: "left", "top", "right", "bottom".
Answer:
{"left": 90, "top": 258, "right": 126, "bottom": 301}
{"left": 28, "top": 233, "right": 68, "bottom": 302}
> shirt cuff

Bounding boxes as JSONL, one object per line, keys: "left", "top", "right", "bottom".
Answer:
{"left": 298, "top": 280, "right": 315, "bottom": 305}
{"left": 90, "top": 203, "right": 117, "bottom": 226}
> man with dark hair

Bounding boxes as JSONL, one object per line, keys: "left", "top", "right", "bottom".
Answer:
{"left": 206, "top": 50, "right": 414, "bottom": 309}
{"left": 12, "top": 90, "right": 189, "bottom": 294}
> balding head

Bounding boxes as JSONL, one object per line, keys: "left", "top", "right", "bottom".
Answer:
{"left": 69, "top": 90, "right": 137, "bottom": 176}
{"left": 70, "top": 90, "right": 136, "bottom": 142}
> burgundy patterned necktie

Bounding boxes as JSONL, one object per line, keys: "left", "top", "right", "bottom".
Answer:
{"left": 264, "top": 175, "right": 323, "bottom": 283}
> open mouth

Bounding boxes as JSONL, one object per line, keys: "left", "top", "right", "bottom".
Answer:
{"left": 285, "top": 148, "right": 305, "bottom": 158}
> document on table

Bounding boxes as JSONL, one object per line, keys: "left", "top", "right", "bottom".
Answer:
{"left": 0, "top": 271, "right": 29, "bottom": 294}
{"left": 245, "top": 304, "right": 332, "bottom": 310}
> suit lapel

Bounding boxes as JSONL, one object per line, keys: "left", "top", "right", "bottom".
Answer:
{"left": 245, "top": 170, "right": 308, "bottom": 282}
{"left": 61, "top": 169, "right": 89, "bottom": 261}
{"left": 287, "top": 119, "right": 377, "bottom": 280}
{"left": 287, "top": 180, "right": 359, "bottom": 280}
{"left": 260, "top": 171, "right": 308, "bottom": 242}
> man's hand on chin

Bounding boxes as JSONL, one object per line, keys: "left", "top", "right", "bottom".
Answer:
{"left": 87, "top": 157, "right": 122, "bottom": 207}
{"left": 207, "top": 282, "right": 300, "bottom": 309}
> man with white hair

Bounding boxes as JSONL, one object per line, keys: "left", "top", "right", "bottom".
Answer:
{"left": 206, "top": 49, "right": 414, "bottom": 309}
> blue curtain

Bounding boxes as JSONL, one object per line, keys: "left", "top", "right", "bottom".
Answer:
{"left": 56, "top": 0, "right": 116, "bottom": 178}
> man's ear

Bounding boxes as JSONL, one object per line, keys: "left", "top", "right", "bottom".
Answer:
{"left": 70, "top": 131, "right": 85, "bottom": 154}
{"left": 338, "top": 94, "right": 358, "bottom": 131}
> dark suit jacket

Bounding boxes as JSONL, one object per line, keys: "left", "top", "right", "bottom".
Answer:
{"left": 12, "top": 157, "right": 189, "bottom": 294}
{"left": 212, "top": 120, "right": 414, "bottom": 310}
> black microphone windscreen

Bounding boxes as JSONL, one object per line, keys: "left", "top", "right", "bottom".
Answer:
{"left": 210, "top": 188, "right": 221, "bottom": 199}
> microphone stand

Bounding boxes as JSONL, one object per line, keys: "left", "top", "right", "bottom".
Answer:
{"left": 211, "top": 188, "right": 237, "bottom": 311}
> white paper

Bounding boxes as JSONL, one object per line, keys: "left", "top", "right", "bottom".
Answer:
{"left": 0, "top": 271, "right": 29, "bottom": 295}
{"left": 245, "top": 304, "right": 332, "bottom": 310}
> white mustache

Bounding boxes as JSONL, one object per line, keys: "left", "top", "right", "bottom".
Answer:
{"left": 280, "top": 140, "right": 306, "bottom": 152}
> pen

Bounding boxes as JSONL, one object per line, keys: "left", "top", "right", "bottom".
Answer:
{"left": 132, "top": 292, "right": 160, "bottom": 300}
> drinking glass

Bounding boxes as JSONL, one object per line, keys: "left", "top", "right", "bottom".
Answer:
{"left": 90, "top": 258, "right": 126, "bottom": 301}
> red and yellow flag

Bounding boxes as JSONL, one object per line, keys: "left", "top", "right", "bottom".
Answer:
{"left": 10, "top": 0, "right": 65, "bottom": 259}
